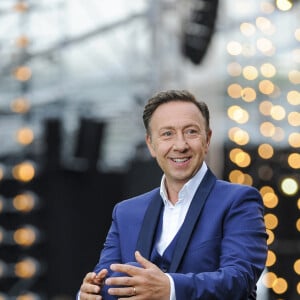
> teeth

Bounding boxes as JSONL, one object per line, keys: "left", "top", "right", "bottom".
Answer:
{"left": 172, "top": 158, "right": 189, "bottom": 163}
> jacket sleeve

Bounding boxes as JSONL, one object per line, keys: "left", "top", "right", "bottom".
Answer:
{"left": 93, "top": 204, "right": 122, "bottom": 275}
{"left": 169, "top": 187, "right": 268, "bottom": 300}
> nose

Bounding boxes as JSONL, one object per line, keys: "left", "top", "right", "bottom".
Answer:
{"left": 173, "top": 133, "right": 188, "bottom": 151}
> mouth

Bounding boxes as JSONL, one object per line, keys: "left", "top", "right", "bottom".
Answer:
{"left": 170, "top": 157, "right": 191, "bottom": 163}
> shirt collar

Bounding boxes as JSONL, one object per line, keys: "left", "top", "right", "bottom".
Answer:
{"left": 160, "top": 162, "right": 208, "bottom": 206}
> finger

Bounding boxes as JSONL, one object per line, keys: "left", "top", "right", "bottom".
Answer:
{"left": 105, "top": 275, "right": 133, "bottom": 286}
{"left": 135, "top": 250, "right": 155, "bottom": 269}
{"left": 108, "top": 286, "right": 136, "bottom": 297}
{"left": 109, "top": 263, "right": 142, "bottom": 277}
{"left": 80, "top": 282, "right": 101, "bottom": 294}
{"left": 95, "top": 269, "right": 108, "bottom": 283}
{"left": 80, "top": 291, "right": 102, "bottom": 300}
{"left": 84, "top": 272, "right": 97, "bottom": 283}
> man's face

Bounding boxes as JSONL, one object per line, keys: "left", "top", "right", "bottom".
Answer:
{"left": 146, "top": 101, "right": 212, "bottom": 189}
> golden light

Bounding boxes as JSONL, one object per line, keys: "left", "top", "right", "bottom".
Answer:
{"left": 270, "top": 105, "right": 286, "bottom": 120}
{"left": 13, "top": 66, "right": 32, "bottom": 82}
{"left": 260, "top": 121, "right": 276, "bottom": 137}
{"left": 229, "top": 170, "right": 245, "bottom": 184}
{"left": 15, "top": 35, "right": 30, "bottom": 48}
{"left": 227, "top": 105, "right": 249, "bottom": 124}
{"left": 288, "top": 112, "right": 300, "bottom": 126}
{"left": 227, "top": 83, "right": 242, "bottom": 98}
{"left": 263, "top": 271, "right": 277, "bottom": 288}
{"left": 17, "top": 292, "right": 39, "bottom": 300}
{"left": 297, "top": 218, "right": 300, "bottom": 231}
{"left": 260, "top": 185, "right": 275, "bottom": 195}
{"left": 281, "top": 177, "right": 299, "bottom": 196}
{"left": 259, "top": 100, "right": 272, "bottom": 116}
{"left": 13, "top": 2, "right": 29, "bottom": 12}
{"left": 15, "top": 257, "right": 38, "bottom": 279}
{"left": 298, "top": 198, "right": 300, "bottom": 210}
{"left": 256, "top": 38, "right": 275, "bottom": 55}
{"left": 13, "top": 226, "right": 37, "bottom": 247}
{"left": 264, "top": 213, "right": 278, "bottom": 229}
{"left": 227, "top": 62, "right": 242, "bottom": 77}
{"left": 0, "top": 166, "right": 3, "bottom": 181}
{"left": 276, "top": 0, "right": 293, "bottom": 11}
{"left": 0, "top": 197, "right": 3, "bottom": 213}
{"left": 0, "top": 226, "right": 4, "bottom": 243}
{"left": 261, "top": 190, "right": 279, "bottom": 209}
{"left": 228, "top": 170, "right": 253, "bottom": 185}
{"left": 240, "top": 23, "right": 256, "bottom": 36}
{"left": 287, "top": 90, "right": 300, "bottom": 105}
{"left": 13, "top": 193, "right": 36, "bottom": 213}
{"left": 272, "top": 277, "right": 288, "bottom": 294}
{"left": 258, "top": 143, "right": 274, "bottom": 159}
{"left": 235, "top": 151, "right": 251, "bottom": 168}
{"left": 266, "top": 229, "right": 275, "bottom": 245}
{"left": 294, "top": 259, "right": 300, "bottom": 275}
{"left": 242, "top": 173, "right": 253, "bottom": 186}
{"left": 259, "top": 79, "right": 275, "bottom": 95}
{"left": 288, "top": 132, "right": 300, "bottom": 147}
{"left": 228, "top": 127, "right": 250, "bottom": 145}
{"left": 288, "top": 70, "right": 300, "bottom": 84}
{"left": 260, "top": 63, "right": 276, "bottom": 78}
{"left": 242, "top": 66, "right": 258, "bottom": 81}
{"left": 266, "top": 249, "right": 277, "bottom": 267}
{"left": 12, "top": 161, "right": 35, "bottom": 182}
{"left": 297, "top": 282, "right": 300, "bottom": 295}
{"left": 230, "top": 149, "right": 248, "bottom": 164}
{"left": 288, "top": 153, "right": 300, "bottom": 169}
{"left": 227, "top": 41, "right": 242, "bottom": 56}
{"left": 241, "top": 87, "right": 256, "bottom": 102}
{"left": 16, "top": 127, "right": 34, "bottom": 145}
{"left": 10, "top": 97, "right": 31, "bottom": 114}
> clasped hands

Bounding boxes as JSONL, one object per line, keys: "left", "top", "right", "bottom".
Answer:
{"left": 80, "top": 251, "right": 170, "bottom": 300}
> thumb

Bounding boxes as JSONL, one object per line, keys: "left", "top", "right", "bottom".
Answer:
{"left": 135, "top": 251, "right": 154, "bottom": 269}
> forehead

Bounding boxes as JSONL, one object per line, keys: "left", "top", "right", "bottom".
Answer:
{"left": 150, "top": 101, "right": 205, "bottom": 128}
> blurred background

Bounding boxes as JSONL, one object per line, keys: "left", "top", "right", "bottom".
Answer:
{"left": 0, "top": 0, "right": 299, "bottom": 299}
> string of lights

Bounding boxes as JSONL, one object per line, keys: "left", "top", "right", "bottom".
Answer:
{"left": 0, "top": 1, "right": 45, "bottom": 299}
{"left": 224, "top": 0, "right": 300, "bottom": 298}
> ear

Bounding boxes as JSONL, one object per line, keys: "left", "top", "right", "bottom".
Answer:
{"left": 205, "top": 130, "right": 212, "bottom": 151}
{"left": 145, "top": 134, "right": 156, "bottom": 158}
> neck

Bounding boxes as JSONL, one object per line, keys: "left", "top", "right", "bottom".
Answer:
{"left": 165, "top": 180, "right": 184, "bottom": 205}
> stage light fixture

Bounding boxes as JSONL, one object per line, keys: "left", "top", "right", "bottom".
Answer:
{"left": 181, "top": 0, "right": 219, "bottom": 64}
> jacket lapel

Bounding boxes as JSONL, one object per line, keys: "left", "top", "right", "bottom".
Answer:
{"left": 136, "top": 190, "right": 163, "bottom": 259}
{"left": 169, "top": 168, "right": 216, "bottom": 272}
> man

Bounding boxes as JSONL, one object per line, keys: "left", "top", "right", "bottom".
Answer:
{"left": 79, "top": 90, "right": 267, "bottom": 299}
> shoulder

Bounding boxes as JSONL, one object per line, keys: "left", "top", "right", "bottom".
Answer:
{"left": 215, "top": 179, "right": 259, "bottom": 193}
{"left": 212, "top": 179, "right": 263, "bottom": 206}
{"left": 114, "top": 187, "right": 160, "bottom": 211}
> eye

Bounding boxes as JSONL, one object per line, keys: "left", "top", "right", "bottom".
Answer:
{"left": 162, "top": 131, "right": 173, "bottom": 137}
{"left": 185, "top": 128, "right": 199, "bottom": 135}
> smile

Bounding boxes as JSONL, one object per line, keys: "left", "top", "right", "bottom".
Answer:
{"left": 171, "top": 157, "right": 190, "bottom": 163}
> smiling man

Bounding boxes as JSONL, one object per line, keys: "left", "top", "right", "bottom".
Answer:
{"left": 79, "top": 90, "right": 267, "bottom": 300}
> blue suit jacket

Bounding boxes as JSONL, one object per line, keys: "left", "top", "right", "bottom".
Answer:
{"left": 94, "top": 169, "right": 267, "bottom": 299}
